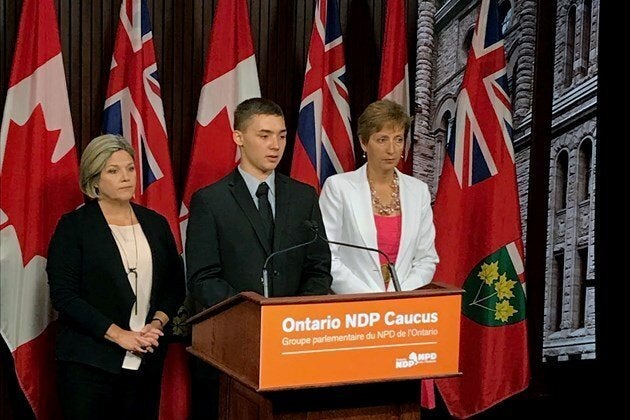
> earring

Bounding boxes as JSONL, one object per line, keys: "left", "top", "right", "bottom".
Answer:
{"left": 362, "top": 151, "right": 366, "bottom": 158}
{"left": 401, "top": 153, "right": 404, "bottom": 158}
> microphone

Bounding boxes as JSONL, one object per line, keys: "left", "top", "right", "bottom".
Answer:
{"left": 261, "top": 224, "right": 318, "bottom": 297}
{"left": 304, "top": 220, "right": 402, "bottom": 292}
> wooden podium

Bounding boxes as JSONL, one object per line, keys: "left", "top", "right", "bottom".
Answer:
{"left": 188, "top": 284, "right": 462, "bottom": 419}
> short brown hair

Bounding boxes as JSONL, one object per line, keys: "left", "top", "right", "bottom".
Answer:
{"left": 80, "top": 134, "right": 135, "bottom": 198}
{"left": 357, "top": 100, "right": 411, "bottom": 145}
{"left": 234, "top": 98, "right": 284, "bottom": 131}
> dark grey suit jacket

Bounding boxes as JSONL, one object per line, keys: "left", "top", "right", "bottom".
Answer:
{"left": 185, "top": 169, "right": 332, "bottom": 309}
{"left": 47, "top": 201, "right": 184, "bottom": 373}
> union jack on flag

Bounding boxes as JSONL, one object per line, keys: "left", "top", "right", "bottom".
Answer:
{"left": 103, "top": 0, "right": 180, "bottom": 250}
{"left": 447, "top": 0, "right": 514, "bottom": 189}
{"left": 103, "top": 2, "right": 186, "bottom": 417}
{"left": 290, "top": 0, "right": 355, "bottom": 191}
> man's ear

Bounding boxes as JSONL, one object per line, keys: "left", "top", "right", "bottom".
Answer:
{"left": 233, "top": 130, "right": 243, "bottom": 147}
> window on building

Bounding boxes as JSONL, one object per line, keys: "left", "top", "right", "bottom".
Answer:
{"left": 463, "top": 26, "right": 475, "bottom": 55}
{"left": 499, "top": 0, "right": 513, "bottom": 35}
{"left": 564, "top": 6, "right": 576, "bottom": 86}
{"left": 576, "top": 247, "right": 588, "bottom": 329}
{"left": 580, "top": 0, "right": 592, "bottom": 75}
{"left": 555, "top": 150, "right": 569, "bottom": 210}
{"left": 446, "top": 113, "right": 454, "bottom": 147}
{"left": 434, "top": 111, "right": 453, "bottom": 190}
{"left": 553, "top": 251, "right": 565, "bottom": 332}
{"left": 578, "top": 138, "right": 592, "bottom": 201}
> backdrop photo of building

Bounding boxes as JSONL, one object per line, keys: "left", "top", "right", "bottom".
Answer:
{"left": 415, "top": 0, "right": 598, "bottom": 362}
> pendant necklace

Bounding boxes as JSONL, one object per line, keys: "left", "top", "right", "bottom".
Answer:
{"left": 110, "top": 206, "right": 139, "bottom": 315}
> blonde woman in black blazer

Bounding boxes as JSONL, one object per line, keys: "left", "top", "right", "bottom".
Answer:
{"left": 47, "top": 134, "right": 184, "bottom": 420}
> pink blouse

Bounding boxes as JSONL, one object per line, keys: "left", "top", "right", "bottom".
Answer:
{"left": 374, "top": 214, "right": 402, "bottom": 264}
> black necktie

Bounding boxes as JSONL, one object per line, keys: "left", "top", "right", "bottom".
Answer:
{"left": 256, "top": 182, "right": 274, "bottom": 247}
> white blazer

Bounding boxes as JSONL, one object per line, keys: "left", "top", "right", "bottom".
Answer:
{"left": 319, "top": 164, "right": 439, "bottom": 293}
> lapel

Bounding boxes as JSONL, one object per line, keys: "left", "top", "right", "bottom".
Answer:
{"left": 228, "top": 169, "right": 272, "bottom": 255}
{"left": 273, "top": 174, "right": 290, "bottom": 252}
{"left": 87, "top": 201, "right": 137, "bottom": 304}
{"left": 396, "top": 169, "right": 416, "bottom": 269}
{"left": 347, "top": 164, "right": 380, "bottom": 269}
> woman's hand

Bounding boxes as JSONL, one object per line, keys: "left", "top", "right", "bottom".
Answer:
{"left": 105, "top": 324, "right": 163, "bottom": 353}
{"left": 141, "top": 323, "right": 164, "bottom": 343}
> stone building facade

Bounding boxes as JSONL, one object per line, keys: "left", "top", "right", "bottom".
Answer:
{"left": 413, "top": 0, "right": 599, "bottom": 361}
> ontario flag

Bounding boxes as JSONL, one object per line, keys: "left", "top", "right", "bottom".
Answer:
{"left": 291, "top": 0, "right": 355, "bottom": 191}
{"left": 433, "top": 0, "right": 529, "bottom": 417}
{"left": 103, "top": 1, "right": 189, "bottom": 418}
{"left": 378, "top": 0, "right": 412, "bottom": 175}
{"left": 180, "top": 0, "right": 260, "bottom": 242}
{"left": 0, "top": 0, "right": 83, "bottom": 418}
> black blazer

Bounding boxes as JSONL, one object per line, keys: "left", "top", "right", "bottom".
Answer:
{"left": 47, "top": 201, "right": 184, "bottom": 374}
{"left": 185, "top": 169, "right": 332, "bottom": 308}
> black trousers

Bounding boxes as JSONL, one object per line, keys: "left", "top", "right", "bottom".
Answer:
{"left": 57, "top": 360, "right": 162, "bottom": 420}
{"left": 190, "top": 357, "right": 219, "bottom": 420}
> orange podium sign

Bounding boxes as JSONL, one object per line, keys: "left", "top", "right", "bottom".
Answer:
{"left": 188, "top": 286, "right": 462, "bottom": 393}
{"left": 259, "top": 293, "right": 461, "bottom": 389}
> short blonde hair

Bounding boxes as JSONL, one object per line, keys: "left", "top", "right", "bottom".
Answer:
{"left": 357, "top": 100, "right": 411, "bottom": 145}
{"left": 80, "top": 134, "right": 135, "bottom": 198}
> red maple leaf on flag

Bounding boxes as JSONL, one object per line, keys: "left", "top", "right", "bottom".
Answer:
{"left": 1, "top": 1, "right": 82, "bottom": 418}
{"left": 1, "top": 104, "right": 80, "bottom": 265}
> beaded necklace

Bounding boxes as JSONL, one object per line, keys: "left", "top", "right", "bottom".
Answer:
{"left": 368, "top": 172, "right": 400, "bottom": 216}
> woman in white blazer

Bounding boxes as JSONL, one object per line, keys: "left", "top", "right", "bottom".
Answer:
{"left": 319, "top": 100, "right": 439, "bottom": 294}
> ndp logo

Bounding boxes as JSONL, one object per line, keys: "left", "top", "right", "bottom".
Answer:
{"left": 395, "top": 352, "right": 437, "bottom": 368}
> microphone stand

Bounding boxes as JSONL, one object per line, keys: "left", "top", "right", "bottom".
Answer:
{"left": 325, "top": 238, "right": 402, "bottom": 292}
{"left": 262, "top": 267, "right": 270, "bottom": 298}
{"left": 261, "top": 232, "right": 318, "bottom": 298}
{"left": 304, "top": 221, "right": 402, "bottom": 292}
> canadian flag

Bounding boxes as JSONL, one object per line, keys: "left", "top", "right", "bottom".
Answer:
{"left": 174, "top": 1, "right": 260, "bottom": 418}
{"left": 179, "top": 0, "right": 261, "bottom": 241}
{"left": 378, "top": 0, "right": 413, "bottom": 175}
{"left": 0, "top": 0, "right": 83, "bottom": 418}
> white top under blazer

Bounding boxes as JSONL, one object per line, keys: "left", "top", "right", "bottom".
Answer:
{"left": 109, "top": 223, "right": 153, "bottom": 370}
{"left": 319, "top": 164, "right": 439, "bottom": 294}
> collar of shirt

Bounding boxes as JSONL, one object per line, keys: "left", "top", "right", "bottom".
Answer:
{"left": 237, "top": 166, "right": 276, "bottom": 216}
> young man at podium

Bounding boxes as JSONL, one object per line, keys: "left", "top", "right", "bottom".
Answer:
{"left": 185, "top": 97, "right": 332, "bottom": 419}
